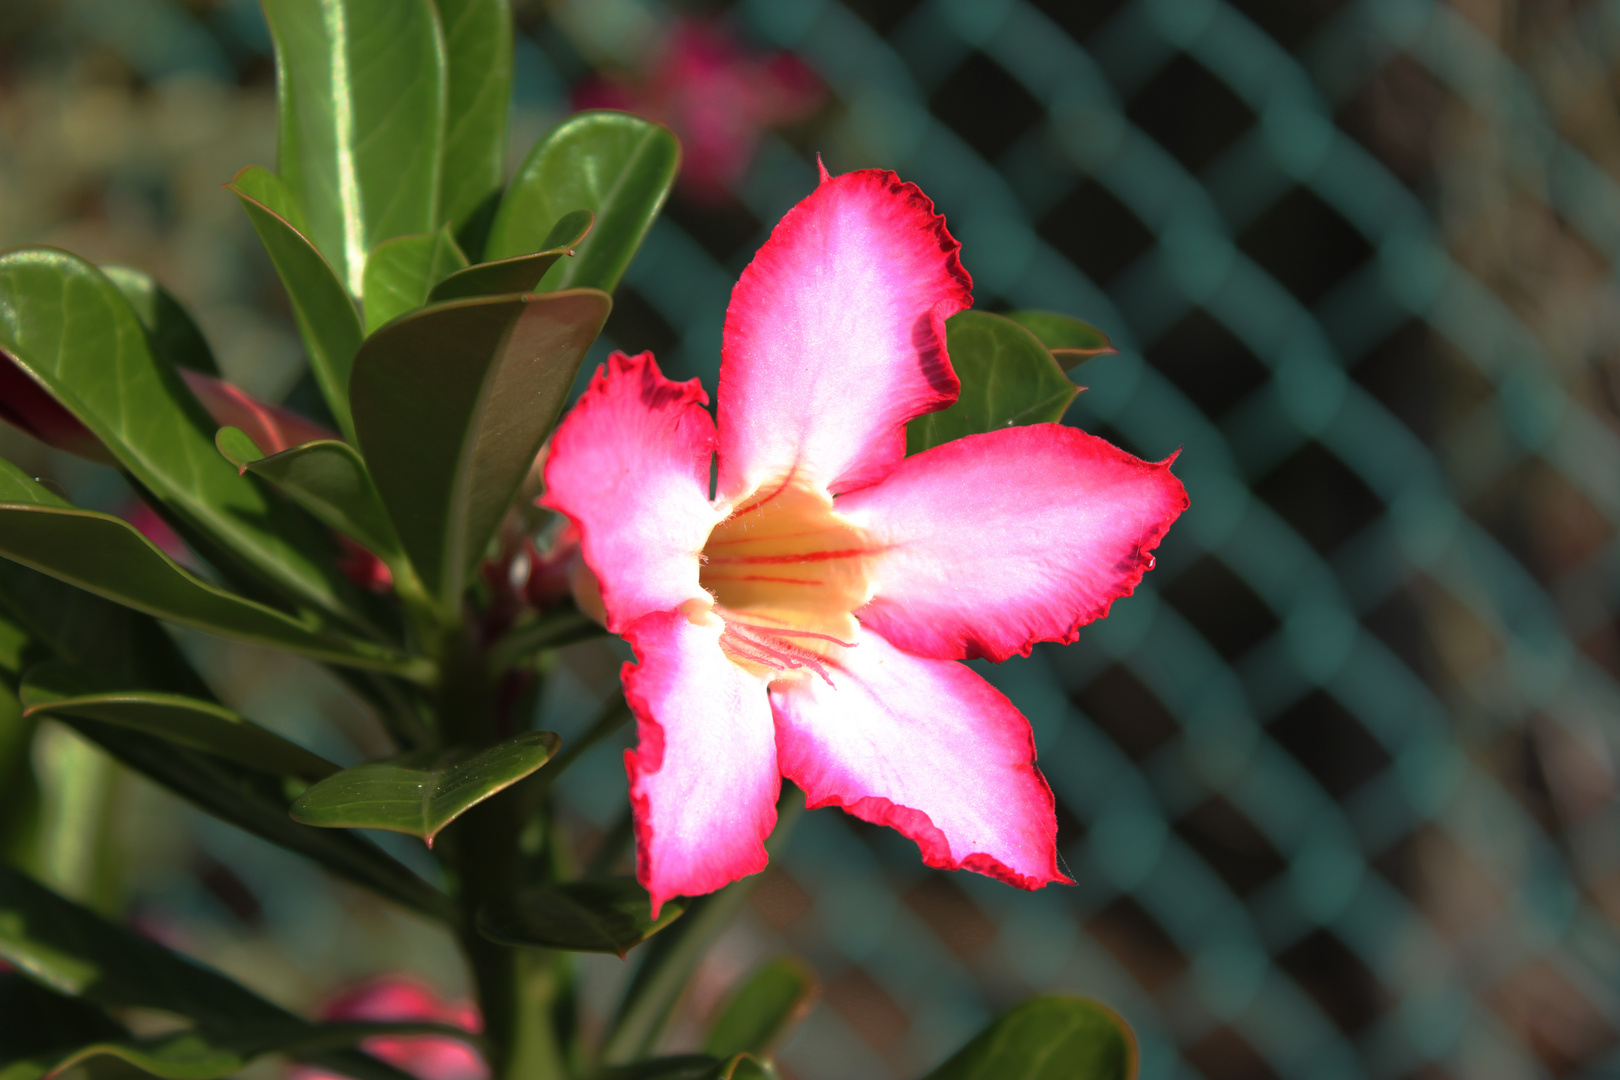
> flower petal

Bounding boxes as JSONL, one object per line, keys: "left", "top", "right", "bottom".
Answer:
{"left": 622, "top": 608, "right": 780, "bottom": 917}
{"left": 770, "top": 626, "right": 1066, "bottom": 889}
{"left": 717, "top": 168, "right": 972, "bottom": 502}
{"left": 180, "top": 369, "right": 335, "bottom": 452}
{"left": 542, "top": 352, "right": 725, "bottom": 632}
{"left": 839, "top": 423, "right": 1188, "bottom": 662}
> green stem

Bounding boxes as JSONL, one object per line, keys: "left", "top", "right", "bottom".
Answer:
{"left": 438, "top": 626, "right": 568, "bottom": 1080}
{"left": 597, "top": 789, "right": 805, "bottom": 1065}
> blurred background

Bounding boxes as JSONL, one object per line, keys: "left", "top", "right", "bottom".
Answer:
{"left": 2, "top": 0, "right": 1619, "bottom": 1077}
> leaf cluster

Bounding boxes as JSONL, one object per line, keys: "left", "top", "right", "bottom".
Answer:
{"left": 0, "top": 2, "right": 1130, "bottom": 1078}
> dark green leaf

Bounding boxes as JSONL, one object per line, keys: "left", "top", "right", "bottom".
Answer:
{"left": 486, "top": 112, "right": 678, "bottom": 293}
{"left": 906, "top": 311, "right": 1079, "bottom": 455}
{"left": 0, "top": 865, "right": 424, "bottom": 1080}
{"left": 1, "top": 1032, "right": 244, "bottom": 1080}
{"left": 227, "top": 167, "right": 365, "bottom": 442}
{"left": 1001, "top": 310, "right": 1115, "bottom": 368}
{"left": 261, "top": 0, "right": 446, "bottom": 296}
{"left": 598, "top": 1055, "right": 775, "bottom": 1080}
{"left": 0, "top": 462, "right": 425, "bottom": 678}
{"left": 0, "top": 556, "right": 211, "bottom": 700}
{"left": 59, "top": 717, "right": 455, "bottom": 922}
{"left": 0, "top": 249, "right": 361, "bottom": 621}
{"left": 429, "top": 210, "right": 593, "bottom": 304}
{"left": 20, "top": 663, "right": 339, "bottom": 781}
{"left": 216, "top": 427, "right": 405, "bottom": 568}
{"left": 99, "top": 265, "right": 217, "bottom": 375}
{"left": 0, "top": 975, "right": 129, "bottom": 1065}
{"left": 350, "top": 290, "right": 610, "bottom": 606}
{"left": 291, "top": 730, "right": 560, "bottom": 844}
{"left": 703, "top": 958, "right": 815, "bottom": 1059}
{"left": 488, "top": 607, "right": 607, "bottom": 671}
{"left": 362, "top": 226, "right": 469, "bottom": 334}
{"left": 435, "top": 0, "right": 512, "bottom": 240}
{"left": 921, "top": 997, "right": 1136, "bottom": 1080}
{"left": 477, "top": 876, "right": 687, "bottom": 955}
{"left": 602, "top": 792, "right": 804, "bottom": 1064}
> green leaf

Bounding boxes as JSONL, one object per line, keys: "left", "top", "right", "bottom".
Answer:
{"left": 99, "top": 265, "right": 218, "bottom": 375}
{"left": 435, "top": 0, "right": 512, "bottom": 245}
{"left": 362, "top": 225, "right": 469, "bottom": 334}
{"left": 350, "top": 290, "right": 610, "bottom": 607}
{"left": 0, "top": 865, "right": 426, "bottom": 1080}
{"left": 602, "top": 792, "right": 805, "bottom": 1064}
{"left": 216, "top": 427, "right": 405, "bottom": 567}
{"left": 58, "top": 717, "right": 455, "bottom": 922}
{"left": 0, "top": 975, "right": 128, "bottom": 1066}
{"left": 1001, "top": 310, "right": 1116, "bottom": 368}
{"left": 291, "top": 730, "right": 560, "bottom": 844}
{"left": 477, "top": 877, "right": 687, "bottom": 956}
{"left": 906, "top": 310, "right": 1080, "bottom": 455}
{"left": 261, "top": 0, "right": 446, "bottom": 296}
{"left": 921, "top": 997, "right": 1137, "bottom": 1080}
{"left": 598, "top": 1055, "right": 776, "bottom": 1080}
{"left": 0, "top": 552, "right": 211, "bottom": 701}
{"left": 20, "top": 663, "right": 339, "bottom": 781}
{"left": 703, "top": 958, "right": 815, "bottom": 1059}
{"left": 227, "top": 166, "right": 366, "bottom": 443}
{"left": 2, "top": 1031, "right": 245, "bottom": 1080}
{"left": 429, "top": 210, "right": 593, "bottom": 304}
{"left": 486, "top": 112, "right": 679, "bottom": 293}
{"left": 0, "top": 470, "right": 425, "bottom": 679}
{"left": 0, "top": 249, "right": 362, "bottom": 621}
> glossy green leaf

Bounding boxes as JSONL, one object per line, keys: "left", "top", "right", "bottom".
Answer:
{"left": 20, "top": 663, "right": 338, "bottom": 781}
{"left": 228, "top": 166, "right": 365, "bottom": 442}
{"left": 291, "top": 730, "right": 560, "bottom": 844}
{"left": 362, "top": 225, "right": 469, "bottom": 334}
{"left": 1, "top": 1031, "right": 245, "bottom": 1080}
{"left": 921, "top": 997, "right": 1136, "bottom": 1080}
{"left": 261, "top": 0, "right": 446, "bottom": 296}
{"left": 486, "top": 112, "right": 679, "bottom": 293}
{"left": 599, "top": 1055, "right": 775, "bottom": 1080}
{"left": 0, "top": 463, "right": 424, "bottom": 678}
{"left": 350, "top": 290, "right": 610, "bottom": 606}
{"left": 703, "top": 958, "right": 815, "bottom": 1059}
{"left": 0, "top": 249, "right": 362, "bottom": 620}
{"left": 602, "top": 792, "right": 804, "bottom": 1064}
{"left": 60, "top": 717, "right": 454, "bottom": 921}
{"left": 435, "top": 0, "right": 512, "bottom": 245}
{"left": 1002, "top": 310, "right": 1116, "bottom": 368}
{"left": 216, "top": 427, "right": 404, "bottom": 566}
{"left": 429, "top": 210, "right": 593, "bottom": 304}
{"left": 477, "top": 876, "right": 687, "bottom": 955}
{"left": 99, "top": 265, "right": 217, "bottom": 375}
{"left": 0, "top": 865, "right": 427, "bottom": 1080}
{"left": 906, "top": 310, "right": 1079, "bottom": 455}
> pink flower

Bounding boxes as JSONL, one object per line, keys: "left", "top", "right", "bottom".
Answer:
{"left": 574, "top": 19, "right": 823, "bottom": 203}
{"left": 542, "top": 166, "right": 1188, "bottom": 916}
{"left": 289, "top": 976, "right": 485, "bottom": 1080}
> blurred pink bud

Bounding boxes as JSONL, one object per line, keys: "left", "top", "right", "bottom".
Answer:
{"left": 573, "top": 19, "right": 824, "bottom": 203}
{"left": 179, "top": 370, "right": 334, "bottom": 452}
{"left": 0, "top": 347, "right": 330, "bottom": 462}
{"left": 122, "top": 501, "right": 195, "bottom": 567}
{"left": 288, "top": 976, "right": 486, "bottom": 1080}
{"left": 335, "top": 534, "right": 395, "bottom": 592}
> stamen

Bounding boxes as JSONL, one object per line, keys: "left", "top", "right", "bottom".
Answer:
{"left": 717, "top": 613, "right": 843, "bottom": 686}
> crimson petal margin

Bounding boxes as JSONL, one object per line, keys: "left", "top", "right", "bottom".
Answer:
{"left": 622, "top": 609, "right": 781, "bottom": 918}
{"left": 716, "top": 168, "right": 972, "bottom": 502}
{"left": 542, "top": 351, "right": 725, "bottom": 633}
{"left": 839, "top": 423, "right": 1189, "bottom": 663}
{"left": 769, "top": 625, "right": 1067, "bottom": 889}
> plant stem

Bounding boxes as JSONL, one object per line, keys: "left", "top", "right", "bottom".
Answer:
{"left": 438, "top": 624, "right": 569, "bottom": 1080}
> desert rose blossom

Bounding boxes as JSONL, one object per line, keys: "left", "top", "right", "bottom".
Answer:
{"left": 288, "top": 976, "right": 485, "bottom": 1080}
{"left": 543, "top": 165, "right": 1189, "bottom": 916}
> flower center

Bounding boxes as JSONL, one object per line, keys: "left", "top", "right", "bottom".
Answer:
{"left": 698, "top": 478, "right": 873, "bottom": 682}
